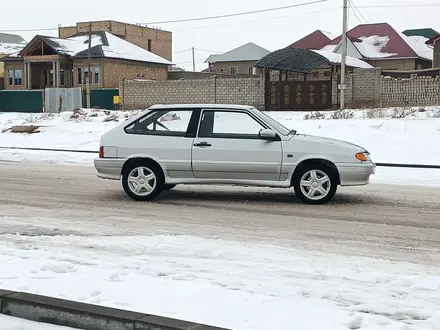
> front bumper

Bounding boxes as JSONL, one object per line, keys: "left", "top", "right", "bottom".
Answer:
{"left": 337, "top": 162, "right": 376, "bottom": 186}
{"left": 94, "top": 158, "right": 126, "bottom": 180}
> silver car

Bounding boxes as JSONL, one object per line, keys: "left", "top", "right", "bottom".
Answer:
{"left": 94, "top": 104, "right": 375, "bottom": 204}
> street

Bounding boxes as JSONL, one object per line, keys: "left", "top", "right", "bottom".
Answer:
{"left": 0, "top": 161, "right": 439, "bottom": 265}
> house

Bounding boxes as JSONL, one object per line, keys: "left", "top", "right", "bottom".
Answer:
{"left": 205, "top": 42, "right": 271, "bottom": 75}
{"left": 318, "top": 23, "right": 433, "bottom": 70}
{"left": 59, "top": 20, "right": 172, "bottom": 62}
{"left": 425, "top": 34, "right": 440, "bottom": 68}
{"left": 289, "top": 30, "right": 335, "bottom": 50}
{"left": 0, "top": 33, "right": 27, "bottom": 81}
{"left": 0, "top": 31, "right": 171, "bottom": 90}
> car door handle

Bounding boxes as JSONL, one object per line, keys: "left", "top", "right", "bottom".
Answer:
{"left": 194, "top": 142, "right": 212, "bottom": 147}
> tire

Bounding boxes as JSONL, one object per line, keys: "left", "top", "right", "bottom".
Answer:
{"left": 293, "top": 163, "right": 338, "bottom": 205}
{"left": 163, "top": 184, "right": 177, "bottom": 191}
{"left": 122, "top": 160, "right": 164, "bottom": 201}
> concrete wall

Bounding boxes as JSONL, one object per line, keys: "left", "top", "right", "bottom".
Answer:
{"left": 120, "top": 77, "right": 264, "bottom": 110}
{"left": 332, "top": 68, "right": 381, "bottom": 108}
{"left": 59, "top": 21, "right": 172, "bottom": 61}
{"left": 367, "top": 59, "right": 416, "bottom": 71}
{"left": 380, "top": 73, "right": 440, "bottom": 107}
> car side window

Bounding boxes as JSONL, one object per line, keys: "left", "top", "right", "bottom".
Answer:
{"left": 198, "top": 110, "right": 265, "bottom": 139}
{"left": 125, "top": 110, "right": 194, "bottom": 136}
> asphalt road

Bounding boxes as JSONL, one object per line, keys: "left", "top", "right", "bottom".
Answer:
{"left": 0, "top": 161, "right": 439, "bottom": 265}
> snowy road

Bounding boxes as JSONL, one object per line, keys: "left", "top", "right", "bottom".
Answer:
{"left": 0, "top": 162, "right": 439, "bottom": 265}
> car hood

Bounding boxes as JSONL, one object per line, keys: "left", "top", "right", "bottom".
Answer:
{"left": 291, "top": 134, "right": 367, "bottom": 152}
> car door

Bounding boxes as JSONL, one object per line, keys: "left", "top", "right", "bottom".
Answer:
{"left": 119, "top": 108, "right": 199, "bottom": 179}
{"left": 191, "top": 109, "right": 283, "bottom": 181}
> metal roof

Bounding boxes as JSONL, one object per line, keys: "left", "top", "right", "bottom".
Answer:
{"left": 0, "top": 33, "right": 25, "bottom": 44}
{"left": 205, "top": 42, "right": 270, "bottom": 63}
{"left": 254, "top": 47, "right": 329, "bottom": 73}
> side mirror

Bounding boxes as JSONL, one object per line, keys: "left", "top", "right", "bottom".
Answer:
{"left": 259, "top": 128, "right": 277, "bottom": 140}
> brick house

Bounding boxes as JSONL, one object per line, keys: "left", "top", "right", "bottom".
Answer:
{"left": 1, "top": 31, "right": 171, "bottom": 90}
{"left": 0, "top": 33, "right": 27, "bottom": 87}
{"left": 291, "top": 23, "right": 433, "bottom": 70}
{"left": 205, "top": 42, "right": 270, "bottom": 75}
{"left": 425, "top": 34, "right": 440, "bottom": 68}
{"left": 58, "top": 20, "right": 172, "bottom": 62}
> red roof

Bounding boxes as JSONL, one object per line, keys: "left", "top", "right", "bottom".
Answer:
{"left": 426, "top": 33, "right": 440, "bottom": 45}
{"left": 290, "top": 30, "right": 333, "bottom": 50}
{"left": 325, "top": 23, "right": 418, "bottom": 59}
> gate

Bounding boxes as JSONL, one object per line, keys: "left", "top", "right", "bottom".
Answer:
{"left": 82, "top": 88, "right": 119, "bottom": 110}
{"left": 265, "top": 71, "right": 332, "bottom": 111}
{"left": 45, "top": 87, "right": 82, "bottom": 113}
{"left": 0, "top": 90, "right": 43, "bottom": 112}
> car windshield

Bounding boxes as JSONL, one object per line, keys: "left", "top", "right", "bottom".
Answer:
{"left": 253, "top": 108, "right": 293, "bottom": 136}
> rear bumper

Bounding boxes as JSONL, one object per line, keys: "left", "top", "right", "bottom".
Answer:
{"left": 94, "top": 158, "right": 125, "bottom": 180}
{"left": 337, "top": 162, "right": 376, "bottom": 186}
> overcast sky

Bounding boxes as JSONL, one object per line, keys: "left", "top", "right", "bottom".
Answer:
{"left": 2, "top": 0, "right": 439, "bottom": 70}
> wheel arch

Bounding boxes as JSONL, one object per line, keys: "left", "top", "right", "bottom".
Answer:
{"left": 121, "top": 157, "right": 166, "bottom": 181}
{"left": 291, "top": 158, "right": 340, "bottom": 186}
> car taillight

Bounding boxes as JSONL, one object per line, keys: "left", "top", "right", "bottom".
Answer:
{"left": 99, "top": 146, "right": 104, "bottom": 158}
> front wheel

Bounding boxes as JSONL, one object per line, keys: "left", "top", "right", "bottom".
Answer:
{"left": 293, "top": 163, "right": 337, "bottom": 205}
{"left": 122, "top": 161, "right": 164, "bottom": 201}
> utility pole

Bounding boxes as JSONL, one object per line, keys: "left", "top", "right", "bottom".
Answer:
{"left": 86, "top": 22, "right": 92, "bottom": 109}
{"left": 192, "top": 47, "right": 196, "bottom": 72}
{"left": 340, "top": 0, "right": 348, "bottom": 110}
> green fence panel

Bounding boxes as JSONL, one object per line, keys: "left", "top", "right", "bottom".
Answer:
{"left": 0, "top": 90, "right": 43, "bottom": 113}
{"left": 82, "top": 88, "right": 119, "bottom": 110}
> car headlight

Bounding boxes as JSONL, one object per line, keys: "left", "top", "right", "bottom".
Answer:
{"left": 355, "top": 152, "right": 371, "bottom": 162}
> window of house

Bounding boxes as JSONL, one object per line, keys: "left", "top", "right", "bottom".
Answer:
{"left": 148, "top": 39, "right": 152, "bottom": 51}
{"left": 220, "top": 68, "right": 224, "bottom": 73}
{"left": 44, "top": 70, "right": 48, "bottom": 86}
{"left": 60, "top": 70, "right": 65, "bottom": 86}
{"left": 248, "top": 66, "right": 254, "bottom": 75}
{"left": 230, "top": 67, "right": 238, "bottom": 75}
{"left": 198, "top": 110, "right": 265, "bottom": 139}
{"left": 83, "top": 67, "right": 89, "bottom": 84}
{"left": 416, "top": 64, "right": 422, "bottom": 70}
{"left": 78, "top": 68, "right": 82, "bottom": 85}
{"left": 14, "top": 69, "right": 22, "bottom": 85}
{"left": 8, "top": 70, "right": 13, "bottom": 86}
{"left": 49, "top": 69, "right": 54, "bottom": 86}
{"left": 94, "top": 67, "right": 100, "bottom": 84}
{"left": 124, "top": 110, "right": 194, "bottom": 137}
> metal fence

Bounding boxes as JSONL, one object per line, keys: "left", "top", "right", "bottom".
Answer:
{"left": 45, "top": 87, "right": 82, "bottom": 113}
{"left": 0, "top": 90, "right": 44, "bottom": 113}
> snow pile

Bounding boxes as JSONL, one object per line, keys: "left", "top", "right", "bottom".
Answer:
{"left": 354, "top": 35, "right": 398, "bottom": 58}
{"left": 1, "top": 234, "right": 439, "bottom": 330}
{"left": 311, "top": 50, "right": 372, "bottom": 68}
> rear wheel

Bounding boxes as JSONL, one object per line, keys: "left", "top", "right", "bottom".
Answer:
{"left": 122, "top": 161, "right": 164, "bottom": 201}
{"left": 293, "top": 163, "right": 337, "bottom": 205}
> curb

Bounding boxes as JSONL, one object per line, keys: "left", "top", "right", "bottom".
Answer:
{"left": 0, "top": 289, "right": 229, "bottom": 330}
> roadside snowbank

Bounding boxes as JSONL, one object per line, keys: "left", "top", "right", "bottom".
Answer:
{"left": 1, "top": 234, "right": 439, "bottom": 330}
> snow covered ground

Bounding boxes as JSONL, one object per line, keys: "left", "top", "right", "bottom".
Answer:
{"left": 0, "top": 107, "right": 439, "bottom": 186}
{"left": 1, "top": 314, "right": 76, "bottom": 330}
{"left": 1, "top": 234, "right": 440, "bottom": 330}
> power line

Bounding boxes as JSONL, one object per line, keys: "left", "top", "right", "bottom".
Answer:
{"left": 173, "top": 48, "right": 192, "bottom": 54}
{"left": 194, "top": 48, "right": 223, "bottom": 53}
{"left": 139, "top": 0, "right": 329, "bottom": 25}
{"left": 350, "top": 0, "right": 368, "bottom": 23}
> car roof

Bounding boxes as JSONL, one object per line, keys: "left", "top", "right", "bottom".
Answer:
{"left": 148, "top": 104, "right": 255, "bottom": 110}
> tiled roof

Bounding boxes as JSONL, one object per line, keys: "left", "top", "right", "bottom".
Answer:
{"left": 290, "top": 30, "right": 335, "bottom": 50}
{"left": 0, "top": 33, "right": 27, "bottom": 55}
